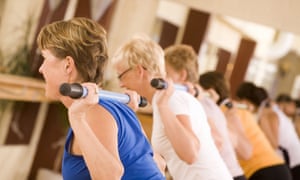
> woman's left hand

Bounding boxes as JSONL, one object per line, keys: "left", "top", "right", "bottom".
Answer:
{"left": 124, "top": 89, "right": 140, "bottom": 111}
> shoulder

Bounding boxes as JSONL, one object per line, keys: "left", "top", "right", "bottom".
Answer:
{"left": 261, "top": 107, "right": 278, "bottom": 120}
{"left": 170, "top": 91, "right": 196, "bottom": 103}
{"left": 86, "top": 102, "right": 118, "bottom": 130}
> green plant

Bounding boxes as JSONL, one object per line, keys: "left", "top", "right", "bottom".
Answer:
{"left": 0, "top": 17, "right": 33, "bottom": 117}
{"left": 0, "top": 16, "right": 33, "bottom": 76}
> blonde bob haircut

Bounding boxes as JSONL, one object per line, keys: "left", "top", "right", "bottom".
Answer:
{"left": 164, "top": 44, "right": 199, "bottom": 84}
{"left": 112, "top": 34, "right": 166, "bottom": 78}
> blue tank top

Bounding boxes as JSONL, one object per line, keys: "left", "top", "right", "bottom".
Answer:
{"left": 62, "top": 99, "right": 164, "bottom": 180}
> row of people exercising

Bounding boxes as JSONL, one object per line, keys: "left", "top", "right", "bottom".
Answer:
{"left": 37, "top": 17, "right": 297, "bottom": 180}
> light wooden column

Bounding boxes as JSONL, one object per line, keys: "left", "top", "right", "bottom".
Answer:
{"left": 108, "top": 0, "right": 159, "bottom": 55}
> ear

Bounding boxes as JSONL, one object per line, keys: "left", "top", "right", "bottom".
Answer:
{"left": 136, "top": 64, "right": 146, "bottom": 76}
{"left": 64, "top": 56, "right": 75, "bottom": 74}
{"left": 179, "top": 69, "right": 188, "bottom": 82}
{"left": 207, "top": 88, "right": 220, "bottom": 103}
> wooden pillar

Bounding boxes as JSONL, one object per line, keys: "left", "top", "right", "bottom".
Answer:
{"left": 230, "top": 38, "right": 256, "bottom": 98}
{"left": 97, "top": 1, "right": 117, "bottom": 32}
{"left": 29, "top": 0, "right": 70, "bottom": 77}
{"left": 215, "top": 48, "right": 231, "bottom": 74}
{"left": 158, "top": 20, "right": 179, "bottom": 49}
{"left": 29, "top": 103, "right": 68, "bottom": 179}
{"left": 26, "top": 0, "right": 69, "bottom": 179}
{"left": 74, "top": 0, "right": 91, "bottom": 18}
{"left": 7, "top": 0, "right": 69, "bottom": 145}
{"left": 4, "top": 102, "right": 40, "bottom": 144}
{"left": 181, "top": 9, "right": 210, "bottom": 53}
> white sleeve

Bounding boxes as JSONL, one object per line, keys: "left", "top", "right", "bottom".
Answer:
{"left": 168, "top": 91, "right": 190, "bottom": 116}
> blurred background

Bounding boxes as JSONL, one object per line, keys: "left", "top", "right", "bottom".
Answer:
{"left": 1, "top": 0, "right": 300, "bottom": 179}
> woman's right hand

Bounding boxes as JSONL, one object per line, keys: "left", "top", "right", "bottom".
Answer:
{"left": 155, "top": 78, "right": 174, "bottom": 108}
{"left": 68, "top": 82, "right": 100, "bottom": 120}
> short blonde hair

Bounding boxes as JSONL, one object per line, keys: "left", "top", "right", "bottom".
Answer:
{"left": 112, "top": 34, "right": 166, "bottom": 77}
{"left": 164, "top": 44, "right": 199, "bottom": 83}
{"left": 37, "top": 17, "right": 108, "bottom": 84}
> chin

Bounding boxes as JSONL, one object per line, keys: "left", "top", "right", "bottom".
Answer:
{"left": 44, "top": 90, "right": 59, "bottom": 101}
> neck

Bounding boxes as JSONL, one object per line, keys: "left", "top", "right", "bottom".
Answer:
{"left": 140, "top": 85, "right": 156, "bottom": 104}
{"left": 60, "top": 96, "right": 74, "bottom": 108}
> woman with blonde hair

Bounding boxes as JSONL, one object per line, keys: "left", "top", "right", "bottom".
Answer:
{"left": 164, "top": 44, "right": 247, "bottom": 180}
{"left": 112, "top": 35, "right": 232, "bottom": 180}
{"left": 37, "top": 18, "right": 164, "bottom": 180}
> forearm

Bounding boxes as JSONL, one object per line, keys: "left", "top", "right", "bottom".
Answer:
{"left": 235, "top": 137, "right": 253, "bottom": 160}
{"left": 207, "top": 118, "right": 223, "bottom": 151}
{"left": 227, "top": 117, "right": 252, "bottom": 160}
{"left": 260, "top": 124, "right": 278, "bottom": 149}
{"left": 70, "top": 115, "right": 124, "bottom": 179}
{"left": 295, "top": 118, "right": 300, "bottom": 138}
{"left": 260, "top": 114, "right": 279, "bottom": 149}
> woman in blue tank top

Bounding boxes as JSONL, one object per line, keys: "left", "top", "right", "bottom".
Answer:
{"left": 37, "top": 17, "right": 164, "bottom": 180}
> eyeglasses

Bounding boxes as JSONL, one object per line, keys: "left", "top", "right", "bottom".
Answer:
{"left": 118, "top": 67, "right": 132, "bottom": 80}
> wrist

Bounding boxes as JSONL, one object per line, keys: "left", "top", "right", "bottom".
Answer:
{"left": 68, "top": 111, "right": 86, "bottom": 122}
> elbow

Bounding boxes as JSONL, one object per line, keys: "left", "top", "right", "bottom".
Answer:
{"left": 184, "top": 140, "right": 201, "bottom": 164}
{"left": 237, "top": 146, "right": 253, "bottom": 160}
{"left": 116, "top": 163, "right": 124, "bottom": 179}
{"left": 244, "top": 144, "right": 253, "bottom": 160}
{"left": 108, "top": 162, "right": 124, "bottom": 180}
{"left": 185, "top": 154, "right": 199, "bottom": 165}
{"left": 179, "top": 148, "right": 200, "bottom": 165}
{"left": 242, "top": 150, "right": 252, "bottom": 160}
{"left": 175, "top": 138, "right": 200, "bottom": 164}
{"left": 91, "top": 165, "right": 124, "bottom": 180}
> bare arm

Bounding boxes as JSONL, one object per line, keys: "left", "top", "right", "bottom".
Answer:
{"left": 155, "top": 79, "right": 200, "bottom": 164}
{"left": 123, "top": 89, "right": 140, "bottom": 112}
{"left": 158, "top": 107, "right": 200, "bottom": 164}
{"left": 207, "top": 118, "right": 223, "bottom": 151}
{"left": 68, "top": 83, "right": 124, "bottom": 180}
{"left": 293, "top": 114, "right": 300, "bottom": 138}
{"left": 258, "top": 108, "right": 279, "bottom": 149}
{"left": 225, "top": 108, "right": 253, "bottom": 160}
{"left": 294, "top": 116, "right": 300, "bottom": 139}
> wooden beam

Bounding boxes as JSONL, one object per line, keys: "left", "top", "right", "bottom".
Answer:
{"left": 0, "top": 74, "right": 50, "bottom": 102}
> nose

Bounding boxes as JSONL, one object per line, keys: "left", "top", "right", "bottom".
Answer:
{"left": 119, "top": 81, "right": 125, "bottom": 88}
{"left": 38, "top": 63, "right": 44, "bottom": 74}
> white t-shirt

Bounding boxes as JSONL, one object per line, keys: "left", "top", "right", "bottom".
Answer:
{"left": 151, "top": 90, "right": 232, "bottom": 180}
{"left": 200, "top": 96, "right": 244, "bottom": 177}
{"left": 273, "top": 105, "right": 300, "bottom": 168}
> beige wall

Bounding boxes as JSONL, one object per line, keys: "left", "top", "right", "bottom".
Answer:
{"left": 173, "top": 0, "right": 300, "bottom": 35}
{"left": 0, "top": 0, "right": 44, "bottom": 58}
{"left": 108, "top": 0, "right": 160, "bottom": 55}
{"left": 104, "top": 0, "right": 160, "bottom": 90}
{"left": 0, "top": 1, "right": 5, "bottom": 21}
